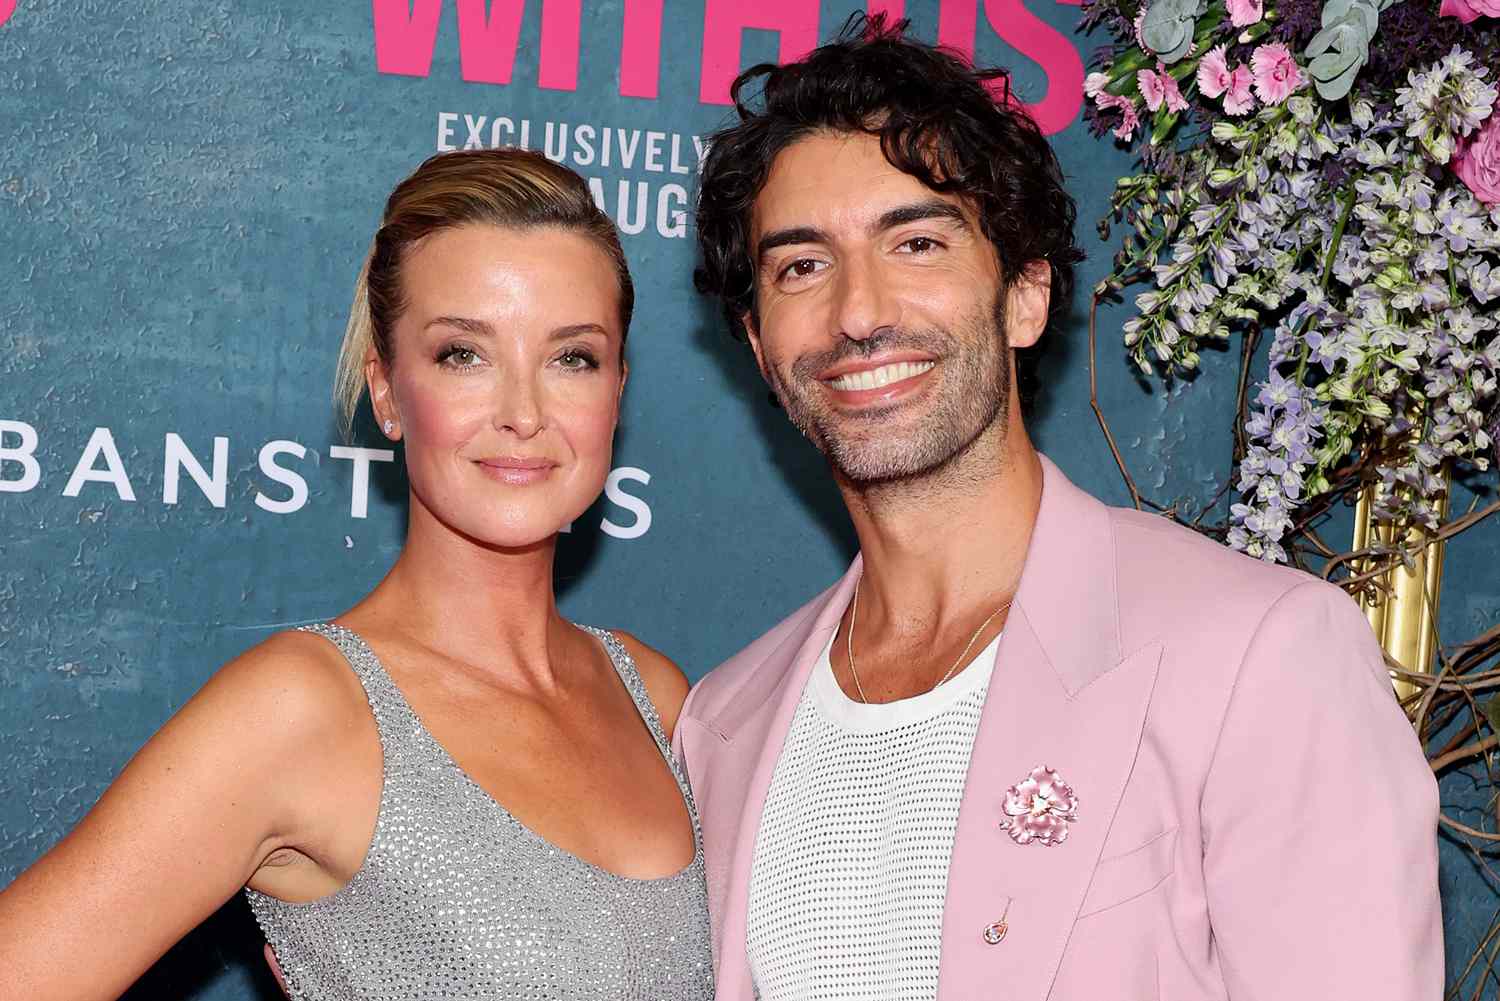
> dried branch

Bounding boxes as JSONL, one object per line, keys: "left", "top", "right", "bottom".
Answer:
{"left": 1088, "top": 291, "right": 1144, "bottom": 511}
{"left": 1442, "top": 814, "right": 1500, "bottom": 843}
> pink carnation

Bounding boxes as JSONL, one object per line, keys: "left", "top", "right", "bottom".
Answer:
{"left": 1084, "top": 71, "right": 1111, "bottom": 97}
{"left": 1138, "top": 68, "right": 1166, "bottom": 111}
{"left": 1138, "top": 64, "right": 1189, "bottom": 113}
{"left": 1094, "top": 90, "right": 1141, "bottom": 141}
{"left": 1250, "top": 42, "right": 1304, "bottom": 106}
{"left": 1440, "top": 0, "right": 1500, "bottom": 21}
{"left": 1224, "top": 64, "right": 1256, "bottom": 115}
{"left": 1227, "top": 0, "right": 1265, "bottom": 26}
{"left": 1454, "top": 114, "right": 1500, "bottom": 205}
{"left": 1158, "top": 68, "right": 1188, "bottom": 112}
{"left": 1197, "top": 45, "right": 1233, "bottom": 99}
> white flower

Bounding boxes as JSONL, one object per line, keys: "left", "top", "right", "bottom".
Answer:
{"left": 1352, "top": 99, "right": 1375, "bottom": 130}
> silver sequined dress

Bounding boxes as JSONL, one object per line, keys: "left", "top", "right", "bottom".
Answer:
{"left": 246, "top": 623, "right": 714, "bottom": 1000}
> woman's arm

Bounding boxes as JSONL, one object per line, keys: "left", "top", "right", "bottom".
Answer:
{"left": 0, "top": 630, "right": 374, "bottom": 1001}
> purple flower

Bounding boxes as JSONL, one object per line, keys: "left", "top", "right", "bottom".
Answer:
{"left": 1271, "top": 417, "right": 1314, "bottom": 463}
{"left": 1306, "top": 330, "right": 1343, "bottom": 371}
{"left": 1279, "top": 464, "right": 1307, "bottom": 501}
{"left": 1230, "top": 501, "right": 1261, "bottom": 531}
{"left": 1256, "top": 370, "right": 1304, "bottom": 414}
{"left": 999, "top": 767, "right": 1080, "bottom": 847}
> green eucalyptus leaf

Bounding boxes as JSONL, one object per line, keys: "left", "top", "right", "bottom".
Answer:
{"left": 1302, "top": 0, "right": 1390, "bottom": 101}
{"left": 1140, "top": 0, "right": 1206, "bottom": 64}
{"left": 1306, "top": 34, "right": 1366, "bottom": 100}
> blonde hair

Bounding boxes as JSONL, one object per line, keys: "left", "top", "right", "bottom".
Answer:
{"left": 334, "top": 149, "right": 633, "bottom": 438}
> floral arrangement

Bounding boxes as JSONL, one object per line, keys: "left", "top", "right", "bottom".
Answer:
{"left": 1079, "top": 0, "right": 1500, "bottom": 565}
{"left": 1077, "top": 2, "right": 1500, "bottom": 985}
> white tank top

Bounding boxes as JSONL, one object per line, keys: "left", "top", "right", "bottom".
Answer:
{"left": 746, "top": 630, "right": 998, "bottom": 1000}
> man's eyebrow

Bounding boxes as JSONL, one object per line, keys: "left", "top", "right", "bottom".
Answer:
{"left": 755, "top": 202, "right": 970, "bottom": 264}
{"left": 874, "top": 199, "right": 970, "bottom": 233}
{"left": 756, "top": 226, "right": 828, "bottom": 264}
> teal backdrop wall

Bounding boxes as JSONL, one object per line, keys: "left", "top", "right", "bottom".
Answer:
{"left": 2, "top": 1, "right": 1496, "bottom": 997}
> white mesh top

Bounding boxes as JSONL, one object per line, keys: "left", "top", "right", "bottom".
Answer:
{"left": 746, "top": 631, "right": 999, "bottom": 1001}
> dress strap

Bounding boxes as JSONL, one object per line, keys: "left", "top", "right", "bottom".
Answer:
{"left": 296, "top": 622, "right": 413, "bottom": 746}
{"left": 577, "top": 625, "right": 699, "bottom": 817}
{"left": 579, "top": 626, "right": 674, "bottom": 756}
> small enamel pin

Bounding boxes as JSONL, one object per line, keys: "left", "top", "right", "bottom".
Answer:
{"left": 999, "top": 765, "right": 1079, "bottom": 846}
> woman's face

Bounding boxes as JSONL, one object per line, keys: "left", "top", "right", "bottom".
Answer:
{"left": 368, "top": 223, "right": 627, "bottom": 549}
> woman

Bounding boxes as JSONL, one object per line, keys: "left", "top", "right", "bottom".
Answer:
{"left": 0, "top": 149, "right": 713, "bottom": 1000}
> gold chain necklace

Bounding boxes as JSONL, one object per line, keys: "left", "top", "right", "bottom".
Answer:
{"left": 844, "top": 576, "right": 1013, "bottom": 705}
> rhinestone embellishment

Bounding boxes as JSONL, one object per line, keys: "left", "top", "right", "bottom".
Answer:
{"left": 244, "top": 623, "right": 714, "bottom": 1000}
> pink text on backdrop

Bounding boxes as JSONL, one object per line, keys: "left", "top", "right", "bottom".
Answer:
{"left": 0, "top": 0, "right": 16, "bottom": 28}
{"left": 372, "top": 0, "right": 1085, "bottom": 135}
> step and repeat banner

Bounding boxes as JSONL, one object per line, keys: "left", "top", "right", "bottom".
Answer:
{"left": 1, "top": 1, "right": 1494, "bottom": 997}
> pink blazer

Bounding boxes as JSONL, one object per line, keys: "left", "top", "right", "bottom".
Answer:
{"left": 675, "top": 456, "right": 1441, "bottom": 1000}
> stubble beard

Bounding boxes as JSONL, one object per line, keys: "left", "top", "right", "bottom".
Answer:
{"left": 766, "top": 293, "right": 1012, "bottom": 489}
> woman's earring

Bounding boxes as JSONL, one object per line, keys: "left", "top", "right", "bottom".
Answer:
{"left": 383, "top": 419, "right": 395, "bottom": 436}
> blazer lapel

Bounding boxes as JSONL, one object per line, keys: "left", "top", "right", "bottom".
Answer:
{"left": 937, "top": 612, "right": 1162, "bottom": 1000}
{"left": 938, "top": 455, "right": 1164, "bottom": 1000}
{"left": 696, "top": 558, "right": 863, "bottom": 1001}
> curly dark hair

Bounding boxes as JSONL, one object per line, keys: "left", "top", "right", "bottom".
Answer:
{"left": 693, "top": 13, "right": 1084, "bottom": 407}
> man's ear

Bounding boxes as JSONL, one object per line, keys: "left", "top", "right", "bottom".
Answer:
{"left": 365, "top": 351, "right": 400, "bottom": 440}
{"left": 1006, "top": 260, "right": 1053, "bottom": 350}
{"left": 742, "top": 311, "right": 772, "bottom": 384}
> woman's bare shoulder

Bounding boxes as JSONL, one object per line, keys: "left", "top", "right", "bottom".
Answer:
{"left": 193, "top": 627, "right": 372, "bottom": 748}
{"left": 610, "top": 630, "right": 690, "bottom": 738}
{"left": 0, "top": 627, "right": 379, "bottom": 1001}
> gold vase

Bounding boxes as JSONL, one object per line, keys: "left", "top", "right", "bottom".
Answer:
{"left": 1351, "top": 476, "right": 1450, "bottom": 700}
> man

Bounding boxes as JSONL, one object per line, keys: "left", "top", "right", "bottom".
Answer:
{"left": 681, "top": 16, "right": 1441, "bottom": 1001}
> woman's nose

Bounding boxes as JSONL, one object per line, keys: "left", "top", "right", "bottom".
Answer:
{"left": 492, "top": 375, "right": 544, "bottom": 439}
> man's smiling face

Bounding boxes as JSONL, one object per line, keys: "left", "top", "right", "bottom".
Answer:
{"left": 744, "top": 130, "right": 1043, "bottom": 486}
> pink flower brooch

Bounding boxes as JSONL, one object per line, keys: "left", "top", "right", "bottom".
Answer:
{"left": 999, "top": 766, "right": 1079, "bottom": 846}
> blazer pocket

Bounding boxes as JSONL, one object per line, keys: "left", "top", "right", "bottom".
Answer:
{"left": 1077, "top": 827, "right": 1178, "bottom": 919}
